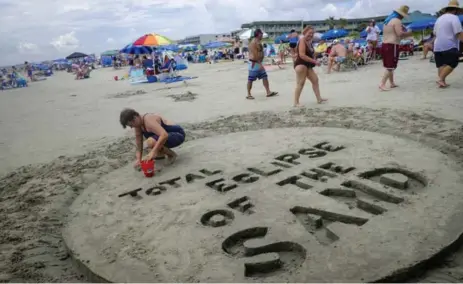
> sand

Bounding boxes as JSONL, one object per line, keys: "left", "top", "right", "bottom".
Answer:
{"left": 1, "top": 57, "right": 463, "bottom": 282}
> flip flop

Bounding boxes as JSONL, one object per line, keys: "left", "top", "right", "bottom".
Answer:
{"left": 266, "top": 92, "right": 278, "bottom": 97}
{"left": 246, "top": 95, "right": 255, "bottom": 100}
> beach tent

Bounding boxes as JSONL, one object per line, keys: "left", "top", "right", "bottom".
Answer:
{"left": 321, "top": 29, "right": 348, "bottom": 40}
{"left": 66, "top": 52, "right": 88, "bottom": 60}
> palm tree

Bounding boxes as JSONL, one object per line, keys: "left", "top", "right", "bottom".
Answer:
{"left": 338, "top": 18, "right": 348, "bottom": 29}
{"left": 356, "top": 22, "right": 368, "bottom": 32}
{"left": 325, "top": 16, "right": 336, "bottom": 29}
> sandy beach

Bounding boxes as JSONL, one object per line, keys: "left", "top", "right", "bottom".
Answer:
{"left": 1, "top": 57, "right": 463, "bottom": 282}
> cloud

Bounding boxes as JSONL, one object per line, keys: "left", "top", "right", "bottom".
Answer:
{"left": 0, "top": 0, "right": 443, "bottom": 65}
{"left": 50, "top": 31, "right": 80, "bottom": 51}
{"left": 17, "top": 42, "right": 39, "bottom": 54}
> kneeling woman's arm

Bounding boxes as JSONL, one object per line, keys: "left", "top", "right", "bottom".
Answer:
{"left": 144, "top": 118, "right": 169, "bottom": 160}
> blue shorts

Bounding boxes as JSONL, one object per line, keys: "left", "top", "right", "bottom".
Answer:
{"left": 335, "top": 57, "right": 346, "bottom": 63}
{"left": 144, "top": 125, "right": 186, "bottom": 148}
{"left": 248, "top": 61, "right": 268, "bottom": 82}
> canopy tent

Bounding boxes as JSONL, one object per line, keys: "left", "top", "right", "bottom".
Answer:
{"left": 359, "top": 24, "right": 384, "bottom": 38}
{"left": 239, "top": 29, "right": 269, "bottom": 40}
{"left": 321, "top": 29, "right": 348, "bottom": 40}
{"left": 66, "top": 52, "right": 88, "bottom": 59}
{"left": 101, "top": 50, "right": 120, "bottom": 56}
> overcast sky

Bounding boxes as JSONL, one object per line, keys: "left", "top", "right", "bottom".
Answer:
{"left": 0, "top": 0, "right": 446, "bottom": 65}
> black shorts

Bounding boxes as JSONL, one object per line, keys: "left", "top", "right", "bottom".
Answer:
{"left": 234, "top": 47, "right": 240, "bottom": 54}
{"left": 434, "top": 48, "right": 459, "bottom": 69}
{"left": 289, "top": 42, "right": 297, "bottom": 48}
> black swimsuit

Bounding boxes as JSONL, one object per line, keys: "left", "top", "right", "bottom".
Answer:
{"left": 141, "top": 114, "right": 185, "bottom": 148}
{"left": 294, "top": 40, "right": 316, "bottom": 69}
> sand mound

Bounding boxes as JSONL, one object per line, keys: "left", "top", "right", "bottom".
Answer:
{"left": 1, "top": 107, "right": 463, "bottom": 282}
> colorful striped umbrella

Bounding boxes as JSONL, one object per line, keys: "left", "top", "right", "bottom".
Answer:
{"left": 132, "top": 33, "right": 172, "bottom": 46}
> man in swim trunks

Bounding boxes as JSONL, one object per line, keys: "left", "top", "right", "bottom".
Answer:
{"left": 246, "top": 29, "right": 278, "bottom": 100}
{"left": 379, "top": 5, "right": 412, "bottom": 91}
{"left": 119, "top": 108, "right": 186, "bottom": 168}
{"left": 327, "top": 40, "right": 347, "bottom": 73}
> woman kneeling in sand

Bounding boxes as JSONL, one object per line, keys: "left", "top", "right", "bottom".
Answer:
{"left": 119, "top": 108, "right": 185, "bottom": 168}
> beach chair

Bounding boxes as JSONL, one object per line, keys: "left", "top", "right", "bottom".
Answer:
{"left": 129, "top": 68, "right": 148, "bottom": 85}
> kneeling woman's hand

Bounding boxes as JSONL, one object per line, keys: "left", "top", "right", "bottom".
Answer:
{"left": 143, "top": 151, "right": 155, "bottom": 161}
{"left": 133, "top": 159, "right": 141, "bottom": 168}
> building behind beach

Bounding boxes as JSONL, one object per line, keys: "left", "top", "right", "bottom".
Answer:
{"left": 241, "top": 16, "right": 387, "bottom": 38}
{"left": 178, "top": 34, "right": 222, "bottom": 45}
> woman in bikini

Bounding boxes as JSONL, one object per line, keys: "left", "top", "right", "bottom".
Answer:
{"left": 293, "top": 26, "right": 327, "bottom": 106}
{"left": 119, "top": 108, "right": 186, "bottom": 168}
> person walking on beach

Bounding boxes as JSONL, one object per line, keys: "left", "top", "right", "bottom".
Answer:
{"left": 119, "top": 109, "right": 186, "bottom": 167}
{"left": 433, "top": 0, "right": 463, "bottom": 88}
{"left": 378, "top": 5, "right": 413, "bottom": 91}
{"left": 246, "top": 29, "right": 278, "bottom": 99}
{"left": 293, "top": 26, "right": 327, "bottom": 106}
{"left": 366, "top": 20, "right": 381, "bottom": 60}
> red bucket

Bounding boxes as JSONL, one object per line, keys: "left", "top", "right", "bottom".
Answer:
{"left": 140, "top": 160, "right": 155, "bottom": 177}
{"left": 114, "top": 75, "right": 118, "bottom": 81}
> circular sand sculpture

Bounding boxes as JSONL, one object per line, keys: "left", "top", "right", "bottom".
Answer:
{"left": 63, "top": 127, "right": 463, "bottom": 282}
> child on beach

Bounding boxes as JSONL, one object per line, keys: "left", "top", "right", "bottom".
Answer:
{"left": 119, "top": 108, "right": 185, "bottom": 168}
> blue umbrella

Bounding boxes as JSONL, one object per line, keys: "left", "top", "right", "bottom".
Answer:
{"left": 406, "top": 18, "right": 436, "bottom": 31}
{"left": 120, "top": 44, "right": 154, "bottom": 54}
{"left": 274, "top": 33, "right": 289, "bottom": 44}
{"left": 157, "top": 44, "right": 179, "bottom": 52}
{"left": 321, "top": 29, "right": 349, "bottom": 40}
{"left": 204, "top": 41, "right": 228, "bottom": 49}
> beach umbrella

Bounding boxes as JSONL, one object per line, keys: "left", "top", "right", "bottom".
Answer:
{"left": 101, "top": 49, "right": 119, "bottom": 56}
{"left": 66, "top": 52, "right": 88, "bottom": 59}
{"left": 239, "top": 29, "right": 269, "bottom": 40}
{"left": 321, "top": 29, "right": 349, "bottom": 40}
{"left": 156, "top": 44, "right": 179, "bottom": 52}
{"left": 120, "top": 44, "right": 154, "bottom": 55}
{"left": 406, "top": 18, "right": 436, "bottom": 31}
{"left": 131, "top": 33, "right": 172, "bottom": 47}
{"left": 204, "top": 41, "right": 230, "bottom": 49}
{"left": 274, "top": 33, "right": 289, "bottom": 44}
